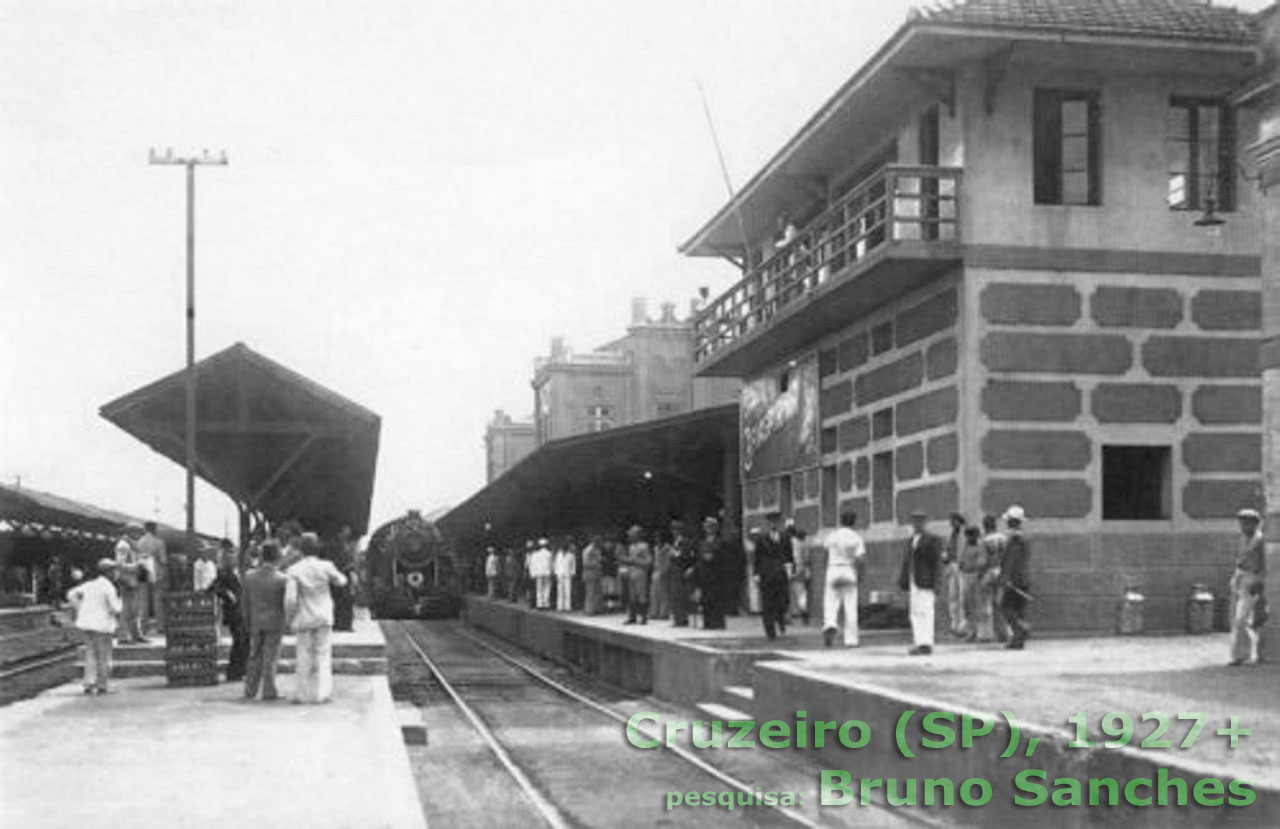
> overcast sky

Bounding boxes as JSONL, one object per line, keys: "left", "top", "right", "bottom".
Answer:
{"left": 2, "top": 0, "right": 1271, "bottom": 538}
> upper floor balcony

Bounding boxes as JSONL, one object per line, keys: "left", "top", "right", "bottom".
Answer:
{"left": 693, "top": 165, "right": 962, "bottom": 377}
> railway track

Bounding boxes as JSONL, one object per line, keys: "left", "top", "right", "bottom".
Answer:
{"left": 387, "top": 619, "right": 834, "bottom": 829}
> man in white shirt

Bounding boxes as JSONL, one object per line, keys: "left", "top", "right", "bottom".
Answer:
{"left": 554, "top": 542, "right": 577, "bottom": 611}
{"left": 192, "top": 545, "right": 218, "bottom": 592}
{"left": 529, "top": 539, "right": 554, "bottom": 609}
{"left": 822, "top": 511, "right": 865, "bottom": 647}
{"left": 284, "top": 533, "right": 349, "bottom": 703}
{"left": 67, "top": 559, "right": 123, "bottom": 695}
{"left": 113, "top": 527, "right": 146, "bottom": 643}
{"left": 484, "top": 547, "right": 501, "bottom": 600}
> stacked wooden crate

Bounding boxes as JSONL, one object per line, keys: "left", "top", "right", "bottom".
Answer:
{"left": 163, "top": 592, "right": 218, "bottom": 686}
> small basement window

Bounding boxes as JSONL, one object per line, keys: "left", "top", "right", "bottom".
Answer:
{"left": 1102, "top": 445, "right": 1171, "bottom": 520}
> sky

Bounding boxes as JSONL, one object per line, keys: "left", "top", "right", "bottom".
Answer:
{"left": 1, "top": 0, "right": 1272, "bottom": 538}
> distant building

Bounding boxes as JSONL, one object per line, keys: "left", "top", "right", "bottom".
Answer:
{"left": 681, "top": 0, "right": 1273, "bottom": 631}
{"left": 532, "top": 297, "right": 740, "bottom": 445}
{"left": 484, "top": 410, "right": 537, "bottom": 483}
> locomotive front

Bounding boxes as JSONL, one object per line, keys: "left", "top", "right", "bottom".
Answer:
{"left": 366, "top": 511, "right": 461, "bottom": 618}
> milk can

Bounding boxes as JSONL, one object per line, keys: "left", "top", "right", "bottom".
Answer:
{"left": 1186, "top": 583, "right": 1215, "bottom": 634}
{"left": 1117, "top": 584, "right": 1145, "bottom": 635}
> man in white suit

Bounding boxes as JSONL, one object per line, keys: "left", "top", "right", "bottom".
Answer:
{"left": 67, "top": 559, "right": 123, "bottom": 695}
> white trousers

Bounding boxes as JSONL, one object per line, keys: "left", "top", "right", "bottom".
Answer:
{"left": 556, "top": 576, "right": 573, "bottom": 610}
{"left": 909, "top": 584, "right": 936, "bottom": 647}
{"left": 944, "top": 562, "right": 963, "bottom": 633}
{"left": 294, "top": 626, "right": 333, "bottom": 703}
{"left": 536, "top": 576, "right": 552, "bottom": 608}
{"left": 823, "top": 568, "right": 859, "bottom": 645}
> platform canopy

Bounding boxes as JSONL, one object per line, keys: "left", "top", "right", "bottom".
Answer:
{"left": 100, "top": 342, "right": 381, "bottom": 537}
{"left": 0, "top": 483, "right": 139, "bottom": 541}
{"left": 438, "top": 404, "right": 739, "bottom": 554}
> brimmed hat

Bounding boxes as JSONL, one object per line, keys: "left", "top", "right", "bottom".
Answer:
{"left": 97, "top": 558, "right": 118, "bottom": 572}
{"left": 909, "top": 508, "right": 929, "bottom": 519}
{"left": 1237, "top": 508, "right": 1262, "bottom": 521}
{"left": 1003, "top": 505, "right": 1027, "bottom": 523}
{"left": 537, "top": 538, "right": 549, "bottom": 547}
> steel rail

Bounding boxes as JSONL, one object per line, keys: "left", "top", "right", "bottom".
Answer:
{"left": 395, "top": 623, "right": 573, "bottom": 829}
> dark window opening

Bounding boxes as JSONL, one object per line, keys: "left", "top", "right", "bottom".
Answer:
{"left": 872, "top": 451, "right": 894, "bottom": 524}
{"left": 1102, "top": 445, "right": 1171, "bottom": 520}
{"left": 1034, "top": 89, "right": 1101, "bottom": 206}
{"left": 871, "top": 322, "right": 894, "bottom": 355}
{"left": 872, "top": 408, "right": 894, "bottom": 440}
{"left": 821, "top": 465, "right": 838, "bottom": 528}
{"left": 1167, "top": 97, "right": 1235, "bottom": 212}
{"left": 821, "top": 427, "right": 838, "bottom": 454}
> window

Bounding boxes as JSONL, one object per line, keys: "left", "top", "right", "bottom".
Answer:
{"left": 586, "top": 404, "right": 613, "bottom": 433}
{"left": 779, "top": 367, "right": 793, "bottom": 394}
{"left": 1102, "top": 445, "right": 1171, "bottom": 520}
{"left": 872, "top": 450, "right": 894, "bottom": 524}
{"left": 1034, "top": 89, "right": 1101, "bottom": 206}
{"left": 1167, "top": 98, "right": 1235, "bottom": 212}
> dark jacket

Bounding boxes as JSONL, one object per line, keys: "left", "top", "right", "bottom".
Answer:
{"left": 243, "top": 564, "right": 289, "bottom": 634}
{"left": 754, "top": 532, "right": 790, "bottom": 584}
{"left": 208, "top": 566, "right": 244, "bottom": 627}
{"left": 1001, "top": 530, "right": 1031, "bottom": 590}
{"left": 898, "top": 530, "right": 943, "bottom": 591}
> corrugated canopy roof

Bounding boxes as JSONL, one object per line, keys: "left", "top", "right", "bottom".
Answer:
{"left": 99, "top": 342, "right": 381, "bottom": 537}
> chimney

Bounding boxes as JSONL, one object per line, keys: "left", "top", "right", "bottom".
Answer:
{"left": 631, "top": 297, "right": 649, "bottom": 325}
{"left": 660, "top": 301, "right": 677, "bottom": 323}
{"left": 550, "top": 336, "right": 567, "bottom": 360}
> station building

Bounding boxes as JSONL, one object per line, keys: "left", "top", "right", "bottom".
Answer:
{"left": 682, "top": 0, "right": 1274, "bottom": 630}
{"left": 484, "top": 410, "right": 537, "bottom": 483}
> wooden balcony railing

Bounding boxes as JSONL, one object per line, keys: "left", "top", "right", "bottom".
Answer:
{"left": 693, "top": 165, "right": 962, "bottom": 364}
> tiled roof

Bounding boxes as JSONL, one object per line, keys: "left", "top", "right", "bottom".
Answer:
{"left": 913, "top": 0, "right": 1260, "bottom": 45}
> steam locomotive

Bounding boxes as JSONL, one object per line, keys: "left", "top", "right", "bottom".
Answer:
{"left": 365, "top": 510, "right": 462, "bottom": 618}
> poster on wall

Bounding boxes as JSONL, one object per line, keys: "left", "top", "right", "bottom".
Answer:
{"left": 740, "top": 355, "right": 820, "bottom": 480}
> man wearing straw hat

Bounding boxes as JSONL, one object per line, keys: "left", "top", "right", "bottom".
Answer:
{"left": 1000, "top": 505, "right": 1033, "bottom": 650}
{"left": 1228, "top": 508, "right": 1266, "bottom": 667}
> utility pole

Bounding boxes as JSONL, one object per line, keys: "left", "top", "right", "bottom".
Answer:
{"left": 149, "top": 148, "right": 228, "bottom": 567}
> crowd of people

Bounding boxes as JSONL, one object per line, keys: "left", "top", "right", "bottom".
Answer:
{"left": 64, "top": 519, "right": 360, "bottom": 702}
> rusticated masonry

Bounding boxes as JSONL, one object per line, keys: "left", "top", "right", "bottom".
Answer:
{"left": 982, "top": 380, "right": 1081, "bottom": 421}
{"left": 837, "top": 332, "right": 868, "bottom": 373}
{"left": 1091, "top": 383, "right": 1181, "bottom": 423}
{"left": 855, "top": 352, "right": 923, "bottom": 406}
{"left": 982, "top": 430, "right": 1092, "bottom": 470}
{"left": 895, "top": 480, "right": 959, "bottom": 524}
{"left": 1191, "top": 290, "right": 1261, "bottom": 331}
{"left": 837, "top": 416, "right": 869, "bottom": 452}
{"left": 980, "top": 283, "right": 1081, "bottom": 326}
{"left": 838, "top": 460, "right": 853, "bottom": 492}
{"left": 1090, "top": 286, "right": 1183, "bottom": 328}
{"left": 925, "top": 337, "right": 957, "bottom": 380}
{"left": 1142, "top": 337, "right": 1258, "bottom": 377}
{"left": 1183, "top": 480, "right": 1264, "bottom": 519}
{"left": 981, "top": 333, "right": 1132, "bottom": 374}
{"left": 983, "top": 479, "right": 1092, "bottom": 519}
{"left": 926, "top": 433, "right": 958, "bottom": 474}
{"left": 1191, "top": 385, "right": 1261, "bottom": 424}
{"left": 896, "top": 441, "right": 924, "bottom": 481}
{"left": 820, "top": 380, "right": 852, "bottom": 419}
{"left": 1182, "top": 433, "right": 1262, "bottom": 473}
{"left": 896, "top": 386, "right": 958, "bottom": 437}
{"left": 854, "top": 456, "right": 870, "bottom": 489}
{"left": 896, "top": 287, "right": 957, "bottom": 348}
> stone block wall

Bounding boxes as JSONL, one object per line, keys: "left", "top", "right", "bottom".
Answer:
{"left": 968, "top": 266, "right": 1262, "bottom": 630}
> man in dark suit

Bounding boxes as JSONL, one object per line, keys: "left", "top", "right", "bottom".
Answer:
{"left": 753, "top": 512, "right": 791, "bottom": 639}
{"left": 898, "top": 509, "right": 943, "bottom": 655}
{"left": 242, "top": 540, "right": 290, "bottom": 700}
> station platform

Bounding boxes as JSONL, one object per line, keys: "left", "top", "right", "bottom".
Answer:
{"left": 464, "top": 596, "right": 1279, "bottom": 828}
{"left": 0, "top": 623, "right": 425, "bottom": 829}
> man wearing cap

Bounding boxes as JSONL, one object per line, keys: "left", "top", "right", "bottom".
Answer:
{"left": 1000, "top": 506, "right": 1033, "bottom": 650}
{"left": 898, "top": 509, "right": 943, "bottom": 655}
{"left": 1229, "top": 508, "right": 1266, "bottom": 666}
{"left": 484, "top": 546, "right": 501, "bottom": 600}
{"left": 669, "top": 520, "right": 695, "bottom": 627}
{"left": 135, "top": 520, "right": 168, "bottom": 630}
{"left": 554, "top": 540, "right": 577, "bottom": 612}
{"left": 753, "top": 512, "right": 791, "bottom": 640}
{"left": 67, "top": 559, "right": 123, "bottom": 695}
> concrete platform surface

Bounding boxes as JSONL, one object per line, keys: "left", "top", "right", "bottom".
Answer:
{"left": 0, "top": 674, "right": 426, "bottom": 829}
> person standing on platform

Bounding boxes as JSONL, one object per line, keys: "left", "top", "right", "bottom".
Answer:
{"left": 958, "top": 525, "right": 993, "bottom": 641}
{"left": 113, "top": 528, "right": 146, "bottom": 644}
{"left": 285, "top": 533, "right": 349, "bottom": 703}
{"left": 136, "top": 521, "right": 167, "bottom": 631}
{"left": 669, "top": 520, "right": 694, "bottom": 628}
{"left": 980, "top": 514, "right": 1009, "bottom": 642}
{"left": 529, "top": 539, "right": 553, "bottom": 610}
{"left": 999, "top": 506, "right": 1032, "bottom": 651}
{"left": 823, "top": 510, "right": 865, "bottom": 647}
{"left": 1228, "top": 508, "right": 1266, "bottom": 667}
{"left": 623, "top": 525, "right": 652, "bottom": 625}
{"left": 898, "top": 509, "right": 942, "bottom": 656}
{"left": 192, "top": 545, "right": 218, "bottom": 593}
{"left": 696, "top": 517, "right": 732, "bottom": 630}
{"left": 67, "top": 559, "right": 122, "bottom": 695}
{"left": 754, "top": 512, "right": 791, "bottom": 640}
{"left": 650, "top": 531, "right": 673, "bottom": 621}
{"left": 554, "top": 541, "right": 577, "bottom": 611}
{"left": 943, "top": 512, "right": 966, "bottom": 637}
{"left": 582, "top": 536, "right": 604, "bottom": 615}
{"left": 485, "top": 547, "right": 501, "bottom": 600}
{"left": 242, "top": 541, "right": 288, "bottom": 701}
{"left": 786, "top": 521, "right": 811, "bottom": 624}
{"left": 502, "top": 548, "right": 520, "bottom": 602}
{"left": 208, "top": 545, "right": 249, "bottom": 682}
{"left": 278, "top": 521, "right": 305, "bottom": 571}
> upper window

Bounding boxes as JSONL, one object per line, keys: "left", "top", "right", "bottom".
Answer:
{"left": 1167, "top": 98, "right": 1235, "bottom": 212}
{"left": 1033, "top": 89, "right": 1101, "bottom": 206}
{"left": 586, "top": 404, "right": 613, "bottom": 433}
